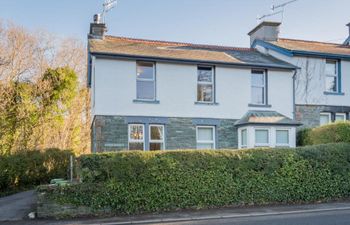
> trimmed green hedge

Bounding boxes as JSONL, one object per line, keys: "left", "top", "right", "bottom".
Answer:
{"left": 49, "top": 144, "right": 350, "bottom": 214}
{"left": 0, "top": 149, "right": 72, "bottom": 195}
{"left": 298, "top": 122, "right": 350, "bottom": 146}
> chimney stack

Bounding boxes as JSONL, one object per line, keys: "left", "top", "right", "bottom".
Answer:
{"left": 343, "top": 23, "right": 350, "bottom": 45}
{"left": 89, "top": 14, "right": 107, "bottom": 39}
{"left": 248, "top": 21, "right": 281, "bottom": 46}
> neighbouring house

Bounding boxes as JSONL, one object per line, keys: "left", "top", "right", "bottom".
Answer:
{"left": 87, "top": 16, "right": 303, "bottom": 152}
{"left": 251, "top": 21, "right": 350, "bottom": 128}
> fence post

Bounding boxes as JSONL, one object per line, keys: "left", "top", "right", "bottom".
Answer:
{"left": 70, "top": 155, "right": 73, "bottom": 182}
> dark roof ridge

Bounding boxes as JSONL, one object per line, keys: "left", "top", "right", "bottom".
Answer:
{"left": 104, "top": 35, "right": 255, "bottom": 52}
{"left": 278, "top": 38, "right": 345, "bottom": 46}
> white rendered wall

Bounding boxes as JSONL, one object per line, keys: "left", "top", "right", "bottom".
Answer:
{"left": 256, "top": 45, "right": 350, "bottom": 106}
{"left": 92, "top": 58, "right": 294, "bottom": 119}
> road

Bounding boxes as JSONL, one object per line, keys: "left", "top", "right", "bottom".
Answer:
{"left": 2, "top": 208, "right": 350, "bottom": 225}
{"left": 0, "top": 190, "right": 36, "bottom": 221}
{"left": 149, "top": 209, "right": 350, "bottom": 225}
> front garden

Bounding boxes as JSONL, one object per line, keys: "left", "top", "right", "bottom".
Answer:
{"left": 40, "top": 142, "right": 350, "bottom": 217}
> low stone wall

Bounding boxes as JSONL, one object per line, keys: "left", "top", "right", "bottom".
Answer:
{"left": 36, "top": 189, "right": 111, "bottom": 219}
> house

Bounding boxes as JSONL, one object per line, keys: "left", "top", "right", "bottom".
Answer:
{"left": 87, "top": 16, "right": 301, "bottom": 152}
{"left": 251, "top": 21, "right": 350, "bottom": 128}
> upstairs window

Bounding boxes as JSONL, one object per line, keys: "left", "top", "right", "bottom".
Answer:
{"left": 251, "top": 70, "right": 266, "bottom": 105}
{"left": 136, "top": 62, "right": 155, "bottom": 100}
{"left": 197, "top": 66, "right": 214, "bottom": 102}
{"left": 325, "top": 60, "right": 338, "bottom": 93}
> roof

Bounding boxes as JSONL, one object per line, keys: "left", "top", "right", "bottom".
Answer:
{"left": 88, "top": 36, "right": 296, "bottom": 69}
{"left": 235, "top": 110, "right": 301, "bottom": 127}
{"left": 265, "top": 38, "right": 350, "bottom": 57}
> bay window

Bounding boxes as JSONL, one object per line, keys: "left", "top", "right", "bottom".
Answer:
{"left": 320, "top": 113, "right": 331, "bottom": 126}
{"left": 255, "top": 128, "right": 269, "bottom": 146}
{"left": 276, "top": 129, "right": 289, "bottom": 146}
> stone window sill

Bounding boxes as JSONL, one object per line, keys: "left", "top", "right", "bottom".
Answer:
{"left": 248, "top": 103, "right": 272, "bottom": 108}
{"left": 194, "top": 101, "right": 219, "bottom": 106}
{"left": 133, "top": 99, "right": 160, "bottom": 104}
{"left": 323, "top": 91, "right": 345, "bottom": 96}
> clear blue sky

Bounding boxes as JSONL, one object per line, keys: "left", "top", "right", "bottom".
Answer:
{"left": 0, "top": 0, "right": 349, "bottom": 47}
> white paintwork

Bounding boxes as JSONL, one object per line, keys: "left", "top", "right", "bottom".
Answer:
{"left": 92, "top": 58, "right": 295, "bottom": 120}
{"left": 237, "top": 126, "right": 296, "bottom": 149}
{"left": 256, "top": 45, "right": 350, "bottom": 106}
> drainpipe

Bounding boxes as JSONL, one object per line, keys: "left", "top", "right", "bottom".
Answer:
{"left": 292, "top": 69, "right": 298, "bottom": 120}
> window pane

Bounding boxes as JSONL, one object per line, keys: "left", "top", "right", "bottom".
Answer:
{"left": 137, "top": 62, "right": 154, "bottom": 79}
{"left": 335, "top": 114, "right": 346, "bottom": 121}
{"left": 137, "top": 80, "right": 155, "bottom": 99}
{"left": 150, "top": 143, "right": 163, "bottom": 151}
{"left": 198, "top": 67, "right": 213, "bottom": 82}
{"left": 150, "top": 125, "right": 163, "bottom": 141}
{"left": 320, "top": 114, "right": 330, "bottom": 125}
{"left": 241, "top": 129, "right": 247, "bottom": 146}
{"left": 197, "top": 127, "right": 214, "bottom": 141}
{"left": 326, "top": 61, "right": 336, "bottom": 75}
{"left": 129, "top": 125, "right": 144, "bottom": 140}
{"left": 252, "top": 73, "right": 265, "bottom": 86}
{"left": 276, "top": 130, "right": 289, "bottom": 144}
{"left": 197, "top": 84, "right": 213, "bottom": 102}
{"left": 129, "top": 142, "right": 144, "bottom": 150}
{"left": 325, "top": 76, "right": 337, "bottom": 92}
{"left": 197, "top": 143, "right": 214, "bottom": 149}
{"left": 251, "top": 87, "right": 264, "bottom": 104}
{"left": 255, "top": 130, "right": 269, "bottom": 144}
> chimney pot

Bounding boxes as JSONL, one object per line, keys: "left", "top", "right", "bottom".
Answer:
{"left": 343, "top": 23, "right": 350, "bottom": 45}
{"left": 89, "top": 14, "right": 106, "bottom": 39}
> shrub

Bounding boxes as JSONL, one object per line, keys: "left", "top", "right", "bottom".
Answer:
{"left": 0, "top": 149, "right": 72, "bottom": 195}
{"left": 298, "top": 122, "right": 350, "bottom": 146}
{"left": 48, "top": 143, "right": 350, "bottom": 215}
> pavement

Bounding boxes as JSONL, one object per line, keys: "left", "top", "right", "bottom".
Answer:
{"left": 1, "top": 191, "right": 350, "bottom": 225}
{"left": 0, "top": 190, "right": 37, "bottom": 221}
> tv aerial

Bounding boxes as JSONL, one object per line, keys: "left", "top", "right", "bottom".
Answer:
{"left": 101, "top": 0, "right": 117, "bottom": 23}
{"left": 257, "top": 0, "right": 297, "bottom": 23}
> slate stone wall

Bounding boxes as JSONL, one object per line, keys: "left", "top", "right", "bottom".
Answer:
{"left": 91, "top": 115, "right": 238, "bottom": 152}
{"left": 295, "top": 104, "right": 350, "bottom": 129}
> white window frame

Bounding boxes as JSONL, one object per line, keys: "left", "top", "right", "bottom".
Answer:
{"left": 149, "top": 124, "right": 165, "bottom": 150}
{"left": 335, "top": 113, "right": 346, "bottom": 122}
{"left": 254, "top": 128, "right": 270, "bottom": 147}
{"left": 241, "top": 129, "right": 248, "bottom": 148}
{"left": 320, "top": 112, "right": 332, "bottom": 126}
{"left": 325, "top": 60, "right": 338, "bottom": 93}
{"left": 128, "top": 124, "right": 145, "bottom": 150}
{"left": 275, "top": 128, "right": 290, "bottom": 147}
{"left": 197, "top": 66, "right": 215, "bottom": 103}
{"left": 251, "top": 70, "right": 267, "bottom": 105}
{"left": 196, "top": 126, "right": 216, "bottom": 149}
{"left": 136, "top": 61, "right": 156, "bottom": 101}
